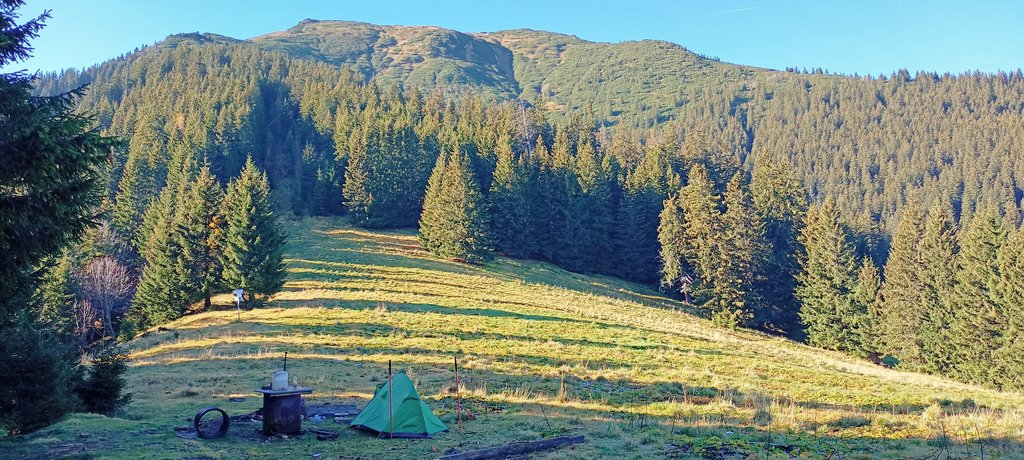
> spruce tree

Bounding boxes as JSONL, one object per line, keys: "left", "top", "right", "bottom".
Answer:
{"left": 0, "top": 2, "right": 116, "bottom": 432}
{"left": 546, "top": 128, "right": 586, "bottom": 270}
{"left": 75, "top": 346, "right": 132, "bottom": 415}
{"left": 916, "top": 201, "right": 958, "bottom": 374}
{"left": 419, "top": 151, "right": 448, "bottom": 252}
{"left": 418, "top": 147, "right": 491, "bottom": 263}
{"left": 948, "top": 209, "right": 1006, "bottom": 384}
{"left": 658, "top": 193, "right": 693, "bottom": 301}
{"left": 615, "top": 181, "right": 656, "bottom": 281}
{"left": 0, "top": 0, "right": 115, "bottom": 317}
{"left": 132, "top": 186, "right": 189, "bottom": 327}
{"left": 111, "top": 155, "right": 152, "bottom": 237}
{"left": 175, "top": 166, "right": 225, "bottom": 309}
{"left": 993, "top": 227, "right": 1024, "bottom": 389}
{"left": 677, "top": 163, "right": 721, "bottom": 307}
{"left": 220, "top": 158, "right": 287, "bottom": 300}
{"left": 37, "top": 254, "right": 80, "bottom": 347}
{"left": 489, "top": 136, "right": 533, "bottom": 257}
{"left": 530, "top": 137, "right": 558, "bottom": 261}
{"left": 614, "top": 152, "right": 675, "bottom": 283}
{"left": 572, "top": 134, "right": 615, "bottom": 273}
{"left": 111, "top": 112, "right": 168, "bottom": 239}
{"left": 796, "top": 198, "right": 865, "bottom": 353}
{"left": 874, "top": 205, "right": 925, "bottom": 366}
{"left": 342, "top": 128, "right": 373, "bottom": 226}
{"left": 713, "top": 173, "right": 767, "bottom": 327}
{"left": 853, "top": 256, "right": 882, "bottom": 350}
{"left": 342, "top": 115, "right": 433, "bottom": 228}
{"left": 750, "top": 156, "right": 807, "bottom": 336}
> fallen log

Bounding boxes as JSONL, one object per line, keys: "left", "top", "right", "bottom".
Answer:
{"left": 439, "top": 435, "right": 585, "bottom": 460}
{"left": 308, "top": 428, "right": 338, "bottom": 441}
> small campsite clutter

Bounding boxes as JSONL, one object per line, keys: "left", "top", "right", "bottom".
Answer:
{"left": 255, "top": 353, "right": 313, "bottom": 435}
{"left": 184, "top": 356, "right": 454, "bottom": 440}
{"left": 182, "top": 355, "right": 585, "bottom": 458}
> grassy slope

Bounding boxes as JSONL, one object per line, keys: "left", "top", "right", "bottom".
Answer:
{"left": 250, "top": 21, "right": 775, "bottom": 124}
{"left": 250, "top": 20, "right": 521, "bottom": 101}
{"left": 5, "top": 217, "right": 1024, "bottom": 459}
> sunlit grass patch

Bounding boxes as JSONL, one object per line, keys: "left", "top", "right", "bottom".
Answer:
{"left": 6, "top": 216, "right": 1024, "bottom": 459}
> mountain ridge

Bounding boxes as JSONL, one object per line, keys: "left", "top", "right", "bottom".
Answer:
{"left": 153, "top": 19, "right": 767, "bottom": 124}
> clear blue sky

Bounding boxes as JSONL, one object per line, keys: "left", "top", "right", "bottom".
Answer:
{"left": 7, "top": 0, "right": 1023, "bottom": 76}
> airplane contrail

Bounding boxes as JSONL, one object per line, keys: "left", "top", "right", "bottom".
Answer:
{"left": 712, "top": 6, "right": 760, "bottom": 14}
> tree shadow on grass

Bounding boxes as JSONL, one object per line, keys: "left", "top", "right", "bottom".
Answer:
{"left": 266, "top": 298, "right": 604, "bottom": 326}
{"left": 140, "top": 335, "right": 1004, "bottom": 418}
{"left": 27, "top": 355, "right": 1017, "bottom": 460}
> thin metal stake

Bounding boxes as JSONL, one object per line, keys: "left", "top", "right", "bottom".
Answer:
{"left": 455, "top": 356, "right": 462, "bottom": 433}
{"left": 388, "top": 360, "right": 393, "bottom": 439}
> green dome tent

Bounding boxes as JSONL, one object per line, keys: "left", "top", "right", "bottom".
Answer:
{"left": 350, "top": 371, "right": 448, "bottom": 438}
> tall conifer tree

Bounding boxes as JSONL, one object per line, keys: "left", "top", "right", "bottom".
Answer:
{"left": 219, "top": 158, "right": 287, "bottom": 300}
{"left": 875, "top": 205, "right": 925, "bottom": 365}
{"left": 418, "top": 148, "right": 491, "bottom": 263}
{"left": 949, "top": 210, "right": 1006, "bottom": 384}
{"left": 528, "top": 136, "right": 552, "bottom": 260}
{"left": 853, "top": 256, "right": 881, "bottom": 349}
{"left": 916, "top": 201, "right": 958, "bottom": 373}
{"left": 677, "top": 164, "right": 721, "bottom": 306}
{"left": 658, "top": 193, "right": 692, "bottom": 301}
{"left": 132, "top": 186, "right": 188, "bottom": 327}
{"left": 175, "top": 166, "right": 225, "bottom": 309}
{"left": 713, "top": 173, "right": 767, "bottom": 327}
{"left": 489, "top": 136, "right": 533, "bottom": 257}
{"left": 341, "top": 128, "right": 373, "bottom": 225}
{"left": 796, "top": 199, "right": 866, "bottom": 353}
{"left": 993, "top": 227, "right": 1024, "bottom": 389}
{"left": 547, "top": 128, "right": 586, "bottom": 270}
{"left": 750, "top": 157, "right": 807, "bottom": 336}
{"left": 573, "top": 134, "right": 615, "bottom": 273}
{"left": 615, "top": 151, "right": 676, "bottom": 283}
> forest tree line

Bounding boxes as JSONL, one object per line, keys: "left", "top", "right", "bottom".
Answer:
{"left": 31, "top": 42, "right": 1024, "bottom": 393}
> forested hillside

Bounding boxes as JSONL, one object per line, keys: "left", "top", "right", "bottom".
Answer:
{"left": 31, "top": 20, "right": 1024, "bottom": 390}
{"left": 36, "top": 20, "right": 1024, "bottom": 230}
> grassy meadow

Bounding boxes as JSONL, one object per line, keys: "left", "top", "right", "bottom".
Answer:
{"left": 5, "top": 217, "right": 1024, "bottom": 459}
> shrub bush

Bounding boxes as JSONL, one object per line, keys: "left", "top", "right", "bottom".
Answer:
{"left": 76, "top": 346, "right": 132, "bottom": 415}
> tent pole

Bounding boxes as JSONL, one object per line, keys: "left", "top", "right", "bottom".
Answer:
{"left": 388, "top": 360, "right": 393, "bottom": 439}
{"left": 456, "top": 356, "right": 462, "bottom": 433}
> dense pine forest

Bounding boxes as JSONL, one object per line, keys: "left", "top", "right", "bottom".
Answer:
{"left": 11, "top": 18, "right": 1024, "bottom": 435}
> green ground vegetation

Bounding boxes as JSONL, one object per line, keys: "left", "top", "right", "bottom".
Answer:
{"left": 5, "top": 217, "right": 1024, "bottom": 459}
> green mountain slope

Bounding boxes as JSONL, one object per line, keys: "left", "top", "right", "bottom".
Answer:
{"left": 148, "top": 19, "right": 770, "bottom": 125}
{"left": 487, "top": 29, "right": 762, "bottom": 121}
{"left": 33, "top": 19, "right": 1024, "bottom": 236}
{"left": 4, "top": 218, "right": 1022, "bottom": 458}
{"left": 250, "top": 19, "right": 522, "bottom": 100}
